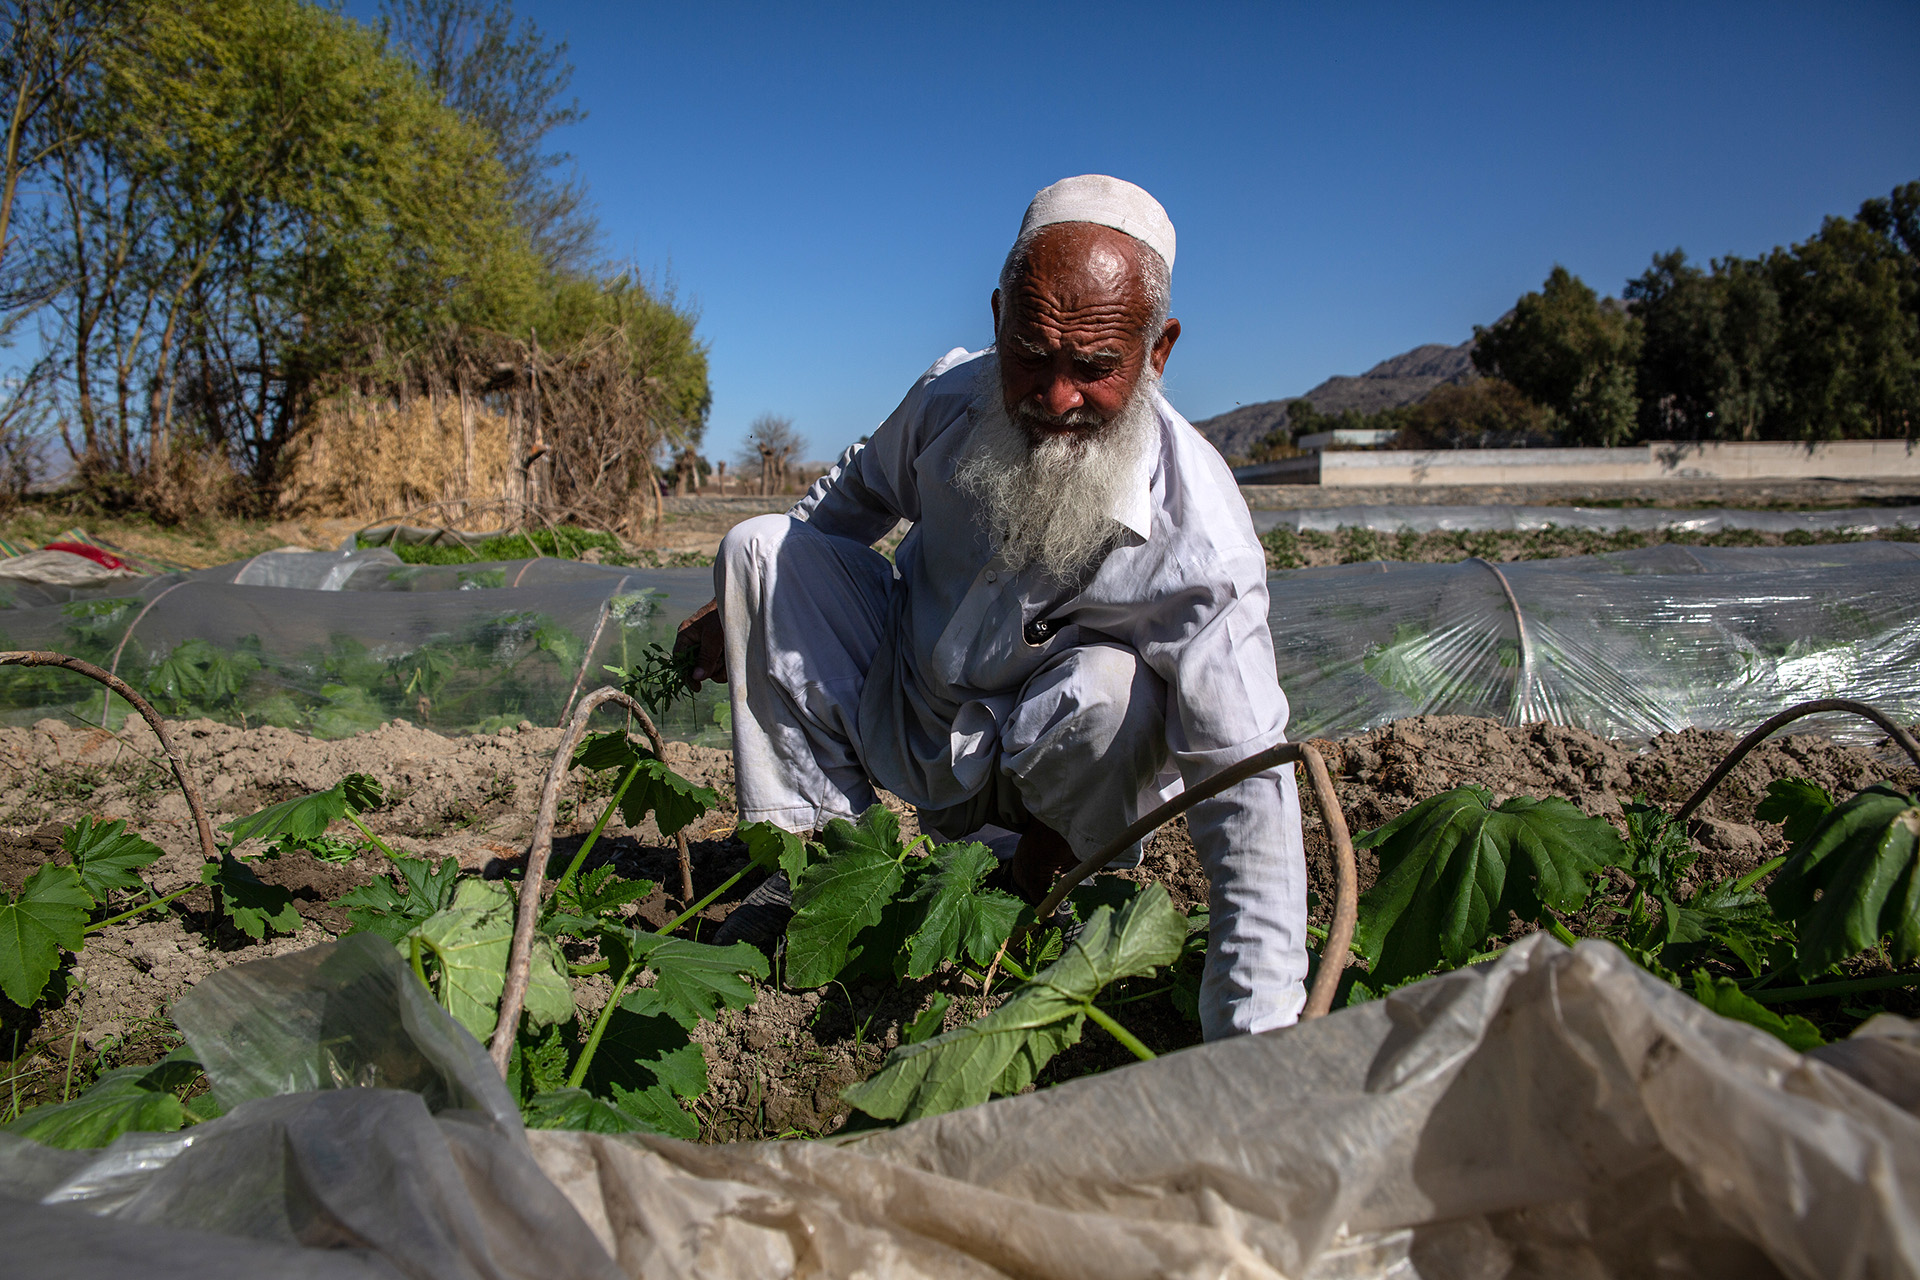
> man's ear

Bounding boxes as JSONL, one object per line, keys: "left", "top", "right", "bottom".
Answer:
{"left": 990, "top": 288, "right": 1002, "bottom": 339}
{"left": 1149, "top": 316, "right": 1182, "bottom": 376}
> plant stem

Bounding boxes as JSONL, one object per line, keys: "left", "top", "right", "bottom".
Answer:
{"left": 62, "top": 992, "right": 84, "bottom": 1104}
{"left": 660, "top": 864, "right": 751, "bottom": 936}
{"left": 85, "top": 884, "right": 196, "bottom": 933}
{"left": 1083, "top": 1003, "right": 1155, "bottom": 1061}
{"left": 1747, "top": 971, "right": 1920, "bottom": 1005}
{"left": 409, "top": 934, "right": 430, "bottom": 990}
{"left": 1730, "top": 856, "right": 1786, "bottom": 894}
{"left": 568, "top": 959, "right": 609, "bottom": 977}
{"left": 568, "top": 966, "right": 637, "bottom": 1090}
{"left": 554, "top": 761, "right": 643, "bottom": 897}
{"left": 344, "top": 812, "right": 405, "bottom": 867}
{"left": 1546, "top": 918, "right": 1581, "bottom": 948}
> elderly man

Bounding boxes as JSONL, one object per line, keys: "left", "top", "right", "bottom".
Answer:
{"left": 675, "top": 175, "right": 1308, "bottom": 1037}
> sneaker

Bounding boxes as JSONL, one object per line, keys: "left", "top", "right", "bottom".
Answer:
{"left": 714, "top": 871, "right": 793, "bottom": 949}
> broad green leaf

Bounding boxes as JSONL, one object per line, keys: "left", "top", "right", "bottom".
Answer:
{"left": 62, "top": 817, "right": 163, "bottom": 903}
{"left": 902, "top": 842, "right": 1024, "bottom": 978}
{"left": 737, "top": 820, "right": 812, "bottom": 883}
{"left": 1767, "top": 783, "right": 1920, "bottom": 977}
{"left": 1352, "top": 786, "right": 1626, "bottom": 985}
{"left": 820, "top": 804, "right": 903, "bottom": 860}
{"left": 1757, "top": 777, "right": 1836, "bottom": 850}
{"left": 222, "top": 773, "right": 382, "bottom": 847}
{"left": 524, "top": 934, "right": 577, "bottom": 1031}
{"left": 573, "top": 729, "right": 643, "bottom": 773}
{"left": 1690, "top": 971, "right": 1824, "bottom": 1052}
{"left": 843, "top": 884, "right": 1185, "bottom": 1122}
{"left": 0, "top": 865, "right": 90, "bottom": 1007}
{"left": 631, "top": 936, "right": 769, "bottom": 1028}
{"left": 202, "top": 855, "right": 302, "bottom": 940}
{"left": 411, "top": 879, "right": 515, "bottom": 1039}
{"left": 336, "top": 854, "right": 460, "bottom": 944}
{"left": 2, "top": 1064, "right": 184, "bottom": 1148}
{"left": 581, "top": 1001, "right": 708, "bottom": 1102}
{"left": 619, "top": 760, "right": 717, "bottom": 838}
{"left": 521, "top": 1086, "right": 692, "bottom": 1138}
{"left": 786, "top": 849, "right": 905, "bottom": 988}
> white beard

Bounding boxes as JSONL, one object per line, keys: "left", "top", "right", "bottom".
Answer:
{"left": 953, "top": 365, "right": 1161, "bottom": 583}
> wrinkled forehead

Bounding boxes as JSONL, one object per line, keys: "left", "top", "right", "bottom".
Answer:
{"left": 1003, "top": 224, "right": 1153, "bottom": 325}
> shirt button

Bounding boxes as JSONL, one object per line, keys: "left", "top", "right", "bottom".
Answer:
{"left": 984, "top": 570, "right": 998, "bottom": 583}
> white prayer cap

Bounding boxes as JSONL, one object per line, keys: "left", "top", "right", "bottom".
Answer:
{"left": 1018, "top": 174, "right": 1176, "bottom": 271}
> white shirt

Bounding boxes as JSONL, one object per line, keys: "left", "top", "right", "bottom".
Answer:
{"left": 792, "top": 346, "right": 1307, "bottom": 1035}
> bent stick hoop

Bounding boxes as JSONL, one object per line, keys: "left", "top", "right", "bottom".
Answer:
{"left": 0, "top": 650, "right": 219, "bottom": 863}
{"left": 491, "top": 685, "right": 671, "bottom": 1075}
{"left": 1027, "top": 739, "right": 1359, "bottom": 1022}
{"left": 1673, "top": 697, "right": 1920, "bottom": 827}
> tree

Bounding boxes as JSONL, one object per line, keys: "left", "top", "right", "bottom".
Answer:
{"left": 1627, "top": 250, "right": 1782, "bottom": 441}
{"left": 379, "top": 0, "right": 597, "bottom": 273}
{"left": 1394, "top": 379, "right": 1553, "bottom": 449}
{"left": 1472, "top": 266, "right": 1642, "bottom": 446}
{"left": 740, "top": 414, "right": 804, "bottom": 495}
{"left": 1762, "top": 186, "right": 1918, "bottom": 440}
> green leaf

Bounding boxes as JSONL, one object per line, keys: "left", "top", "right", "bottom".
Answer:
{"left": 62, "top": 817, "right": 163, "bottom": 904}
{"left": 572, "top": 729, "right": 643, "bottom": 773}
{"left": 202, "top": 855, "right": 302, "bottom": 940}
{"left": 2, "top": 1064, "right": 185, "bottom": 1149}
{"left": 0, "top": 865, "right": 90, "bottom": 1006}
{"left": 411, "top": 879, "right": 516, "bottom": 1039}
{"left": 1757, "top": 777, "right": 1838, "bottom": 850}
{"left": 522, "top": 1086, "right": 692, "bottom": 1137}
{"left": 786, "top": 849, "right": 905, "bottom": 988}
{"left": 1352, "top": 786, "right": 1626, "bottom": 985}
{"left": 335, "top": 854, "right": 460, "bottom": 944}
{"left": 1766, "top": 783, "right": 1920, "bottom": 977}
{"left": 737, "top": 820, "right": 812, "bottom": 883}
{"left": 631, "top": 936, "right": 769, "bottom": 1028}
{"left": 619, "top": 759, "right": 717, "bottom": 838}
{"left": 903, "top": 993, "right": 951, "bottom": 1046}
{"left": 222, "top": 773, "right": 382, "bottom": 847}
{"left": 516, "top": 1025, "right": 572, "bottom": 1099}
{"left": 581, "top": 1000, "right": 708, "bottom": 1103}
{"left": 902, "top": 842, "right": 1024, "bottom": 978}
{"left": 524, "top": 934, "right": 577, "bottom": 1031}
{"left": 1690, "top": 971, "right": 1825, "bottom": 1052}
{"left": 554, "top": 865, "right": 656, "bottom": 921}
{"left": 843, "top": 884, "right": 1186, "bottom": 1122}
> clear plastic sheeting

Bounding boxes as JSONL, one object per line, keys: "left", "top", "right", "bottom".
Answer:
{"left": 1270, "top": 542, "right": 1920, "bottom": 742}
{"left": 4, "top": 933, "right": 1917, "bottom": 1279}
{"left": 0, "top": 560, "right": 726, "bottom": 743}
{"left": 1252, "top": 502, "right": 1920, "bottom": 535}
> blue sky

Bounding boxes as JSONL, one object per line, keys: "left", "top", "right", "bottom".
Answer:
{"left": 411, "top": 2, "right": 1917, "bottom": 465}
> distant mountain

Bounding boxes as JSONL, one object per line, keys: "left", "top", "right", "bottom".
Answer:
{"left": 1190, "top": 339, "right": 1478, "bottom": 462}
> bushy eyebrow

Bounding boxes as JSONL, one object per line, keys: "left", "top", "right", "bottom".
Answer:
{"left": 1008, "top": 331, "right": 1126, "bottom": 365}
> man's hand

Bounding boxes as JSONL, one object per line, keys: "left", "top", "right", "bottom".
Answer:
{"left": 1010, "top": 820, "right": 1079, "bottom": 903}
{"left": 674, "top": 598, "right": 727, "bottom": 690}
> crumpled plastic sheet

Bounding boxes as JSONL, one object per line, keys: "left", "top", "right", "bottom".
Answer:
{"left": 1271, "top": 542, "right": 1920, "bottom": 743}
{"left": 2, "top": 933, "right": 1916, "bottom": 1278}
{"left": 1251, "top": 503, "right": 1920, "bottom": 535}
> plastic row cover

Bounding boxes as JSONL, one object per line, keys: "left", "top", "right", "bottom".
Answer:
{"left": 1, "top": 542, "right": 1913, "bottom": 746}
{"left": 1271, "top": 542, "right": 1920, "bottom": 743}
{"left": 4, "top": 932, "right": 1916, "bottom": 1278}
{"left": 1251, "top": 503, "right": 1920, "bottom": 535}
{"left": 0, "top": 561, "right": 730, "bottom": 744}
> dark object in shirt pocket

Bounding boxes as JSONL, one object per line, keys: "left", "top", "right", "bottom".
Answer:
{"left": 1023, "top": 616, "right": 1060, "bottom": 646}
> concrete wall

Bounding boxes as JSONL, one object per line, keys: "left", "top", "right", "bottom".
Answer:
{"left": 1231, "top": 440, "right": 1920, "bottom": 488}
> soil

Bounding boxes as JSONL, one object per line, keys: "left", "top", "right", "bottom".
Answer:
{"left": 2, "top": 710, "right": 1915, "bottom": 1137}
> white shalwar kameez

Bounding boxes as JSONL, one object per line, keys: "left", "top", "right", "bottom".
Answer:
{"left": 716, "top": 347, "right": 1309, "bottom": 1038}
